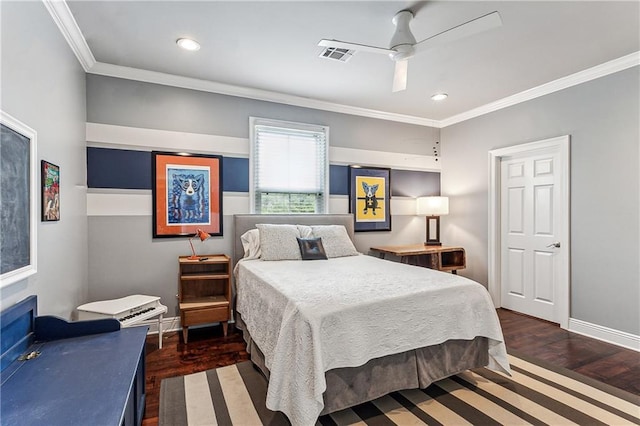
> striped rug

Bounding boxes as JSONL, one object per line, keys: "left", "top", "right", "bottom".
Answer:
{"left": 159, "top": 352, "right": 640, "bottom": 425}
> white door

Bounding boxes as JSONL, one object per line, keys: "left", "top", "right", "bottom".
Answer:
{"left": 499, "top": 148, "right": 565, "bottom": 323}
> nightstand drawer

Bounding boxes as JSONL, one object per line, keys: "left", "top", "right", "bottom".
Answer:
{"left": 182, "top": 306, "right": 228, "bottom": 325}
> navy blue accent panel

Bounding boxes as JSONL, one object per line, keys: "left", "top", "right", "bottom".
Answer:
{"left": 86, "top": 147, "right": 440, "bottom": 197}
{"left": 87, "top": 147, "right": 152, "bottom": 189}
{"left": 222, "top": 157, "right": 249, "bottom": 192}
{"left": 330, "top": 165, "right": 349, "bottom": 195}
{"left": 34, "top": 316, "right": 121, "bottom": 342}
{"left": 1, "top": 295, "right": 37, "bottom": 379}
{"left": 391, "top": 169, "right": 440, "bottom": 197}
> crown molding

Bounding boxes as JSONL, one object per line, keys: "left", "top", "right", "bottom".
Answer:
{"left": 440, "top": 51, "right": 640, "bottom": 128}
{"left": 85, "top": 52, "right": 640, "bottom": 130}
{"left": 45, "top": 0, "right": 638, "bottom": 129}
{"left": 42, "top": 0, "right": 95, "bottom": 71}
{"left": 87, "top": 62, "right": 439, "bottom": 127}
{"left": 43, "top": 0, "right": 437, "bottom": 127}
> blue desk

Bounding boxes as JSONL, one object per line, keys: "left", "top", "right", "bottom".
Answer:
{"left": 1, "top": 296, "right": 147, "bottom": 426}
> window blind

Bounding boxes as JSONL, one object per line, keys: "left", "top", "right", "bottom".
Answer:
{"left": 251, "top": 118, "right": 329, "bottom": 214}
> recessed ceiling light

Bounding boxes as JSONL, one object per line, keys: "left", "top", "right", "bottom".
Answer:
{"left": 176, "top": 38, "right": 200, "bottom": 51}
{"left": 431, "top": 93, "right": 448, "bottom": 101}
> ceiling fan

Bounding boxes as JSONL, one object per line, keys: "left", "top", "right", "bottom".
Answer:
{"left": 318, "top": 10, "right": 502, "bottom": 92}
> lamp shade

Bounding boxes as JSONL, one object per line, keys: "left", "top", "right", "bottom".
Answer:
{"left": 195, "top": 229, "right": 211, "bottom": 242}
{"left": 416, "top": 196, "right": 449, "bottom": 216}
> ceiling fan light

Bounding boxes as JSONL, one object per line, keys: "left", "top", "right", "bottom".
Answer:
{"left": 176, "top": 38, "right": 200, "bottom": 51}
{"left": 431, "top": 93, "right": 448, "bottom": 101}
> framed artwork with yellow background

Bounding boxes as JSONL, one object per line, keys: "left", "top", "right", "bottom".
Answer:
{"left": 349, "top": 166, "right": 391, "bottom": 232}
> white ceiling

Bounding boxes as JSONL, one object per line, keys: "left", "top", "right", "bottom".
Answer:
{"left": 65, "top": 1, "right": 639, "bottom": 125}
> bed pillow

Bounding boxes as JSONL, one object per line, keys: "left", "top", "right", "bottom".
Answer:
{"left": 310, "top": 225, "right": 359, "bottom": 258}
{"left": 256, "top": 224, "right": 302, "bottom": 261}
{"left": 296, "top": 237, "right": 328, "bottom": 260}
{"left": 297, "top": 225, "right": 314, "bottom": 238}
{"left": 240, "top": 228, "right": 262, "bottom": 260}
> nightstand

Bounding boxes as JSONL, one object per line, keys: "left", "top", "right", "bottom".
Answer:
{"left": 178, "top": 254, "right": 231, "bottom": 343}
{"left": 370, "top": 244, "right": 466, "bottom": 274}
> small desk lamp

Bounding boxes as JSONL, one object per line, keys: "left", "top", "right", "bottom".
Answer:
{"left": 188, "top": 229, "right": 211, "bottom": 260}
{"left": 416, "top": 196, "right": 449, "bottom": 246}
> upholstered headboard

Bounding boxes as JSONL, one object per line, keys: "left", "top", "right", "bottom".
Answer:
{"left": 233, "top": 214, "right": 354, "bottom": 266}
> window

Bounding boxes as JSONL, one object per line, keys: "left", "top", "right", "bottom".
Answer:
{"left": 250, "top": 117, "right": 329, "bottom": 214}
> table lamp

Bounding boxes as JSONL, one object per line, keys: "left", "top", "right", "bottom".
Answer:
{"left": 188, "top": 229, "right": 211, "bottom": 260}
{"left": 416, "top": 196, "right": 449, "bottom": 246}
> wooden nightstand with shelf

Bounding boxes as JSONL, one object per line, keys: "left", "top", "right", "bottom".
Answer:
{"left": 178, "top": 254, "right": 231, "bottom": 343}
{"left": 370, "top": 244, "right": 466, "bottom": 274}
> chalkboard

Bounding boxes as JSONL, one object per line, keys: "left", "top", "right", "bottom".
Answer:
{"left": 1, "top": 113, "right": 37, "bottom": 287}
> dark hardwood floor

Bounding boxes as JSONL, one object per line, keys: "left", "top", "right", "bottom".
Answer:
{"left": 497, "top": 309, "right": 639, "bottom": 395}
{"left": 142, "top": 309, "right": 639, "bottom": 425}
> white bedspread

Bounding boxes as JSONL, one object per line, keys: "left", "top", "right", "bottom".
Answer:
{"left": 235, "top": 254, "right": 510, "bottom": 425}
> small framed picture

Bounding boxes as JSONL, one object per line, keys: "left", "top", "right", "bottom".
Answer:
{"left": 152, "top": 151, "right": 223, "bottom": 238}
{"left": 41, "top": 160, "right": 60, "bottom": 222}
{"left": 349, "top": 166, "right": 391, "bottom": 232}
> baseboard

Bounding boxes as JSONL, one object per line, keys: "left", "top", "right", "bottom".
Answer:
{"left": 137, "top": 316, "right": 181, "bottom": 334}
{"left": 139, "top": 315, "right": 638, "bottom": 352}
{"left": 569, "top": 318, "right": 640, "bottom": 352}
{"left": 135, "top": 315, "right": 236, "bottom": 335}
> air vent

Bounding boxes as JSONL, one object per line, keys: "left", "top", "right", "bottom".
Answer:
{"left": 319, "top": 47, "right": 354, "bottom": 62}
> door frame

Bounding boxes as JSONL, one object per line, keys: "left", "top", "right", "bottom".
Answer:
{"left": 488, "top": 135, "right": 570, "bottom": 329}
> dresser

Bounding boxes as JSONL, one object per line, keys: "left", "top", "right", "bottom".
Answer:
{"left": 1, "top": 296, "right": 148, "bottom": 426}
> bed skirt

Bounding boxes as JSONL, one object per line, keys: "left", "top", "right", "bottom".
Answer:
{"left": 235, "top": 313, "right": 489, "bottom": 415}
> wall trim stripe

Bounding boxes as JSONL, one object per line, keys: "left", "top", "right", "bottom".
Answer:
{"left": 86, "top": 122, "right": 250, "bottom": 157}
{"left": 86, "top": 123, "right": 440, "bottom": 171}
{"left": 330, "top": 146, "right": 439, "bottom": 171}
{"left": 87, "top": 191, "right": 418, "bottom": 217}
{"left": 569, "top": 318, "right": 640, "bottom": 352}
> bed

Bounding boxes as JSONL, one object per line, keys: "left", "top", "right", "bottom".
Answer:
{"left": 233, "top": 214, "right": 509, "bottom": 425}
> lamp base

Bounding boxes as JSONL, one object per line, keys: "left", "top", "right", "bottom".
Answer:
{"left": 187, "top": 255, "right": 199, "bottom": 260}
{"left": 424, "top": 216, "right": 442, "bottom": 247}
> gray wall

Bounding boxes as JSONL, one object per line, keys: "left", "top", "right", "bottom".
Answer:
{"left": 0, "top": 1, "right": 88, "bottom": 318}
{"left": 441, "top": 67, "right": 639, "bottom": 335}
{"left": 86, "top": 75, "right": 439, "bottom": 316}
{"left": 87, "top": 75, "right": 439, "bottom": 154}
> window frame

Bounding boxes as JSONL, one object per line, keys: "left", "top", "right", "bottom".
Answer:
{"left": 249, "top": 117, "right": 330, "bottom": 214}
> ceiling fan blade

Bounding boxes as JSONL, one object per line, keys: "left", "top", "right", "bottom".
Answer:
{"left": 392, "top": 60, "right": 408, "bottom": 92}
{"left": 318, "top": 39, "right": 393, "bottom": 56}
{"left": 414, "top": 11, "right": 502, "bottom": 53}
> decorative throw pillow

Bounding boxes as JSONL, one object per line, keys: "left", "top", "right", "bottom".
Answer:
{"left": 240, "top": 228, "right": 261, "bottom": 260}
{"left": 310, "top": 225, "right": 359, "bottom": 258}
{"left": 256, "top": 224, "right": 302, "bottom": 261}
{"left": 296, "top": 237, "right": 328, "bottom": 260}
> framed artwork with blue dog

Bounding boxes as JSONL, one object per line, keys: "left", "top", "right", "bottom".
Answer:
{"left": 349, "top": 166, "right": 391, "bottom": 232}
{"left": 152, "top": 151, "right": 223, "bottom": 238}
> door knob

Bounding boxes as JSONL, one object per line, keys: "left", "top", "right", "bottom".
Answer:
{"left": 547, "top": 242, "right": 561, "bottom": 248}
